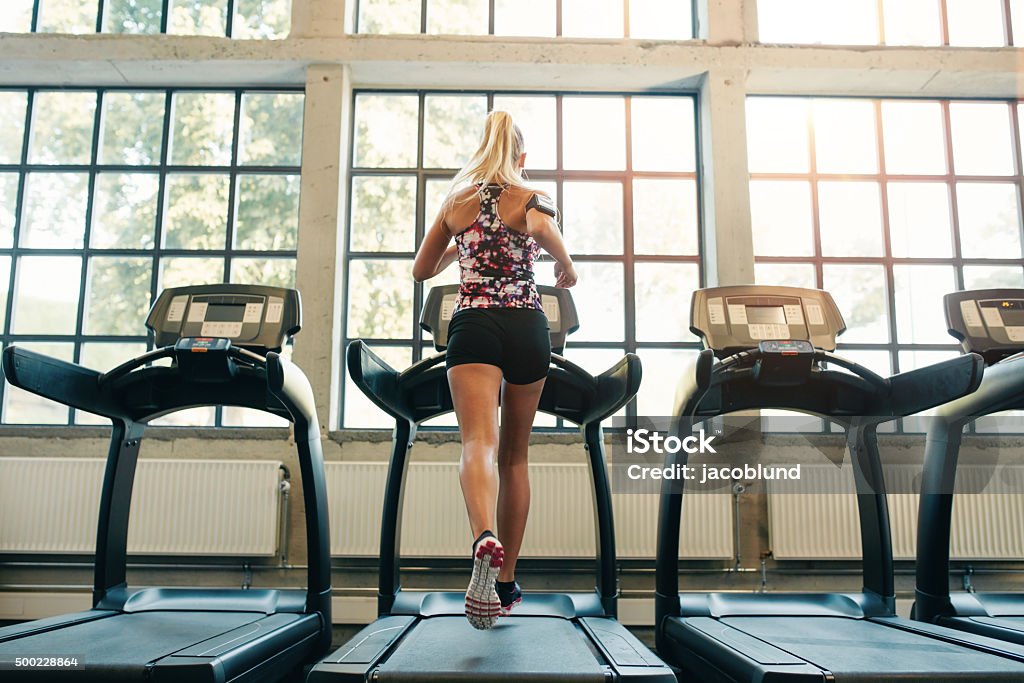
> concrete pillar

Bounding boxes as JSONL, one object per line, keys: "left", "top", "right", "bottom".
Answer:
{"left": 697, "top": 0, "right": 758, "bottom": 44}
{"left": 699, "top": 68, "right": 755, "bottom": 286}
{"left": 290, "top": 0, "right": 349, "bottom": 37}
{"left": 292, "top": 64, "right": 351, "bottom": 433}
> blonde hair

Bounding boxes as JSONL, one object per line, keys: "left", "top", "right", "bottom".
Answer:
{"left": 450, "top": 110, "right": 525, "bottom": 192}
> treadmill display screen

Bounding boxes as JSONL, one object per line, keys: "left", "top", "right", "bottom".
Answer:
{"left": 205, "top": 303, "right": 246, "bottom": 323}
{"left": 982, "top": 300, "right": 1024, "bottom": 326}
{"left": 746, "top": 306, "right": 787, "bottom": 325}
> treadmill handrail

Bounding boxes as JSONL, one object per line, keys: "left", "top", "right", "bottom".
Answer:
{"left": 347, "top": 340, "right": 412, "bottom": 422}
{"left": 3, "top": 346, "right": 127, "bottom": 421}
{"left": 916, "top": 355, "right": 1024, "bottom": 623}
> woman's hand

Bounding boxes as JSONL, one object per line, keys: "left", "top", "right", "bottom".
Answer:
{"left": 554, "top": 261, "right": 578, "bottom": 288}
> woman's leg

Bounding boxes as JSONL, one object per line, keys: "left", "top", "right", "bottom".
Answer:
{"left": 496, "top": 375, "right": 546, "bottom": 582}
{"left": 448, "top": 363, "right": 504, "bottom": 538}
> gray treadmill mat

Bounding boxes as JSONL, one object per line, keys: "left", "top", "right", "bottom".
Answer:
{"left": 723, "top": 616, "right": 1024, "bottom": 681}
{"left": 376, "top": 616, "right": 608, "bottom": 682}
{"left": 0, "top": 611, "right": 263, "bottom": 681}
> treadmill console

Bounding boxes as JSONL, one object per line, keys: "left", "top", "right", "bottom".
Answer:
{"left": 691, "top": 285, "right": 846, "bottom": 358}
{"left": 146, "top": 284, "right": 301, "bottom": 353}
{"left": 420, "top": 284, "right": 580, "bottom": 354}
{"left": 945, "top": 288, "right": 1024, "bottom": 365}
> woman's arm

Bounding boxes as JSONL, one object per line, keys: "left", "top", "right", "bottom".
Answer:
{"left": 412, "top": 204, "right": 455, "bottom": 282}
{"left": 525, "top": 195, "right": 578, "bottom": 288}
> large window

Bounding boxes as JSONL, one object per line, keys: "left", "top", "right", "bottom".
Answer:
{"left": 353, "top": 0, "right": 695, "bottom": 39}
{"left": 758, "top": 0, "right": 1022, "bottom": 47}
{"left": 1, "top": 0, "right": 291, "bottom": 38}
{"left": 749, "top": 96, "right": 1024, "bottom": 384}
{"left": 0, "top": 87, "right": 304, "bottom": 426}
{"left": 343, "top": 90, "right": 701, "bottom": 428}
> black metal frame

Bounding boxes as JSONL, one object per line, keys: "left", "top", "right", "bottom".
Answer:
{"left": 352, "top": 0, "right": 699, "bottom": 39}
{"left": 0, "top": 86, "right": 302, "bottom": 426}
{"left": 18, "top": 0, "right": 291, "bottom": 38}
{"left": 751, "top": 96, "right": 1024, "bottom": 409}
{"left": 341, "top": 88, "right": 703, "bottom": 429}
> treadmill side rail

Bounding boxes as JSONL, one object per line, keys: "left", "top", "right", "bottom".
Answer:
{"left": 578, "top": 617, "right": 677, "bottom": 682}
{"left": 307, "top": 616, "right": 416, "bottom": 683}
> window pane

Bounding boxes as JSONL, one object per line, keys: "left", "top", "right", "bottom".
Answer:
{"left": 569, "top": 262, "right": 624, "bottom": 342}
{"left": 160, "top": 257, "right": 223, "bottom": 289}
{"left": 881, "top": 101, "right": 946, "bottom": 175}
{"left": 354, "top": 94, "right": 419, "bottom": 168}
{"left": 21, "top": 173, "right": 88, "bottom": 248}
{"left": 822, "top": 264, "right": 889, "bottom": 343}
{"left": 231, "top": 257, "right": 295, "bottom": 289}
{"left": 491, "top": 96, "right": 556, "bottom": 170}
{"left": 893, "top": 265, "right": 956, "bottom": 343}
{"left": 563, "top": 98, "right": 626, "bottom": 170}
{"left": 221, "top": 406, "right": 290, "bottom": 427}
{"left": 239, "top": 93, "right": 303, "bottom": 165}
{"left": 0, "top": 0, "right": 34, "bottom": 32}
{"left": 3, "top": 343, "right": 73, "bottom": 424}
{"left": 1014, "top": 0, "right": 1024, "bottom": 46}
{"left": 887, "top": 182, "right": 952, "bottom": 258}
{"left": 162, "top": 174, "right": 230, "bottom": 249}
{"left": 562, "top": 181, "right": 623, "bottom": 254}
{"left": 76, "top": 343, "right": 147, "bottom": 424}
{"left": 170, "top": 92, "right": 235, "bottom": 165}
{"left": 898, "top": 349, "right": 959, "bottom": 373}
{"left": 103, "top": 0, "right": 163, "bottom": 33}
{"left": 0, "top": 257, "right": 10, "bottom": 330}
{"left": 84, "top": 257, "right": 152, "bottom": 335}
{"left": 750, "top": 180, "right": 814, "bottom": 257}
{"left": 149, "top": 406, "right": 217, "bottom": 426}
{"left": 635, "top": 348, "right": 697, "bottom": 417}
{"left": 358, "top": 0, "right": 421, "bottom": 33}
{"left": 757, "top": 0, "right": 878, "bottom": 44}
{"left": 345, "top": 346, "right": 412, "bottom": 427}
{"left": 351, "top": 176, "right": 417, "bottom": 252}
{"left": 29, "top": 92, "right": 96, "bottom": 164}
{"left": 818, "top": 181, "right": 884, "bottom": 257}
{"left": 234, "top": 174, "right": 299, "bottom": 250}
{"left": 233, "top": 0, "right": 291, "bottom": 39}
{"left": 956, "top": 183, "right": 1022, "bottom": 259}
{"left": 632, "top": 178, "right": 698, "bottom": 256}
{"left": 37, "top": 0, "right": 98, "bottom": 33}
{"left": 100, "top": 92, "right": 165, "bottom": 165}
{"left": 347, "top": 260, "right": 414, "bottom": 338}
{"left": 494, "top": 0, "right": 555, "bottom": 37}
{"left": 963, "top": 265, "right": 1024, "bottom": 289}
{"left": 631, "top": 97, "right": 695, "bottom": 172}
{"left": 813, "top": 99, "right": 877, "bottom": 174}
{"left": 91, "top": 172, "right": 159, "bottom": 249}
{"left": 168, "top": 0, "right": 228, "bottom": 36}
{"left": 427, "top": 0, "right": 487, "bottom": 34}
{"left": 630, "top": 0, "right": 693, "bottom": 39}
{"left": 425, "top": 177, "right": 454, "bottom": 234}
{"left": 746, "top": 98, "right": 810, "bottom": 173}
{"left": 563, "top": 0, "right": 622, "bottom": 38}
{"left": 883, "top": 0, "right": 941, "bottom": 45}
{"left": 0, "top": 92, "right": 27, "bottom": 164}
{"left": 635, "top": 263, "right": 699, "bottom": 342}
{"left": 0, "top": 174, "right": 19, "bottom": 248}
{"left": 947, "top": 0, "right": 1006, "bottom": 47}
{"left": 423, "top": 95, "right": 487, "bottom": 169}
{"left": 949, "top": 103, "right": 1015, "bottom": 176}
{"left": 12, "top": 256, "right": 83, "bottom": 334}
{"left": 755, "top": 263, "right": 816, "bottom": 289}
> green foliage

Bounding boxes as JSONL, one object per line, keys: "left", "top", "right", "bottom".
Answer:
{"left": 347, "top": 260, "right": 414, "bottom": 338}
{"left": 170, "top": 92, "right": 235, "bottom": 166}
{"left": 358, "top": 0, "right": 421, "bottom": 33}
{"left": 234, "top": 174, "right": 300, "bottom": 250}
{"left": 85, "top": 257, "right": 153, "bottom": 335}
{"left": 0, "top": 93, "right": 27, "bottom": 164}
{"left": 239, "top": 93, "right": 303, "bottom": 165}
{"left": 29, "top": 92, "right": 96, "bottom": 164}
{"left": 163, "top": 174, "right": 230, "bottom": 249}
{"left": 91, "top": 173, "right": 160, "bottom": 249}
{"left": 350, "top": 176, "right": 416, "bottom": 252}
{"left": 233, "top": 0, "right": 291, "bottom": 38}
{"left": 104, "top": 0, "right": 162, "bottom": 33}
{"left": 168, "top": 0, "right": 228, "bottom": 36}
{"left": 100, "top": 92, "right": 165, "bottom": 165}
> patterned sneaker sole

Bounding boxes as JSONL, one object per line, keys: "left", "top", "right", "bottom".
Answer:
{"left": 465, "top": 538, "right": 503, "bottom": 630}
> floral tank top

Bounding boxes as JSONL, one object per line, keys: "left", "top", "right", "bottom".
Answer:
{"left": 453, "top": 184, "right": 543, "bottom": 312}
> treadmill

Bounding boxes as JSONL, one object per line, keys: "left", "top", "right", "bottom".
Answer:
{"left": 915, "top": 288, "right": 1024, "bottom": 644}
{"left": 309, "top": 284, "right": 675, "bottom": 682}
{"left": 0, "top": 284, "right": 332, "bottom": 682}
{"left": 655, "top": 285, "right": 1024, "bottom": 682}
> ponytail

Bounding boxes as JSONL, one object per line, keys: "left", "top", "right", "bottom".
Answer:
{"left": 450, "top": 110, "right": 525, "bottom": 194}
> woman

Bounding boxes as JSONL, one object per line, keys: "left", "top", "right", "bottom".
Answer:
{"left": 412, "top": 110, "right": 577, "bottom": 630}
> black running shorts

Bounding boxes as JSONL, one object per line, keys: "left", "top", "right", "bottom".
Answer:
{"left": 445, "top": 308, "right": 551, "bottom": 385}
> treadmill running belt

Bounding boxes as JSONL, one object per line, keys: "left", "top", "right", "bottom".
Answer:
{"left": 375, "top": 616, "right": 608, "bottom": 682}
{"left": 0, "top": 611, "right": 263, "bottom": 682}
{"left": 721, "top": 616, "right": 1024, "bottom": 682}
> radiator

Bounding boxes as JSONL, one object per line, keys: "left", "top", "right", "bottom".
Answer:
{"left": 0, "top": 458, "right": 283, "bottom": 556}
{"left": 768, "top": 465, "right": 1024, "bottom": 560}
{"left": 327, "top": 461, "right": 733, "bottom": 559}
